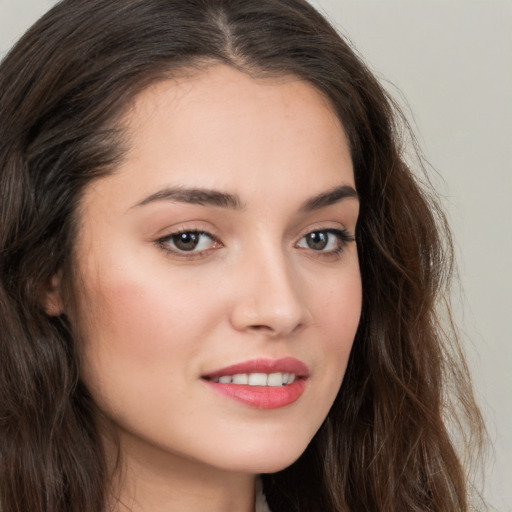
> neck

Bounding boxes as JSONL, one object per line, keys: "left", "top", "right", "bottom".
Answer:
{"left": 105, "top": 431, "right": 257, "bottom": 512}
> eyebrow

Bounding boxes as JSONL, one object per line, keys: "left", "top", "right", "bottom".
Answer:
{"left": 133, "top": 187, "right": 244, "bottom": 210}
{"left": 132, "top": 184, "right": 358, "bottom": 211}
{"left": 299, "top": 185, "right": 359, "bottom": 212}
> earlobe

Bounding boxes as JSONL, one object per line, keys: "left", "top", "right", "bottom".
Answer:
{"left": 44, "top": 274, "right": 64, "bottom": 316}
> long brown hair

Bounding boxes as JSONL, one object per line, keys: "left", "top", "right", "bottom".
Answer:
{"left": 0, "top": 1, "right": 485, "bottom": 511}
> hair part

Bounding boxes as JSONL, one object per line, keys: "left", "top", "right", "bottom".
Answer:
{"left": 0, "top": 1, "right": 485, "bottom": 511}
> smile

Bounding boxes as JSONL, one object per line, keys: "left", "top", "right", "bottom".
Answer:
{"left": 202, "top": 358, "right": 308, "bottom": 409}
{"left": 206, "top": 372, "right": 296, "bottom": 386}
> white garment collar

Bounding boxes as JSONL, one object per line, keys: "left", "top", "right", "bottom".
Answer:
{"left": 255, "top": 478, "right": 271, "bottom": 512}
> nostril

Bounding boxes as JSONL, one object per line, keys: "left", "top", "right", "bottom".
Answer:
{"left": 248, "top": 324, "right": 273, "bottom": 332}
{"left": 248, "top": 322, "right": 304, "bottom": 336}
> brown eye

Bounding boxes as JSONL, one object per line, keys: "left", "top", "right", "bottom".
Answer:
{"left": 298, "top": 230, "right": 336, "bottom": 251}
{"left": 296, "top": 229, "right": 354, "bottom": 254}
{"left": 304, "top": 231, "right": 329, "bottom": 250}
{"left": 172, "top": 232, "right": 201, "bottom": 251}
{"left": 160, "top": 231, "right": 217, "bottom": 253}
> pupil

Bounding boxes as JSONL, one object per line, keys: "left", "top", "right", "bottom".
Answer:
{"left": 307, "top": 231, "right": 328, "bottom": 250}
{"left": 174, "top": 232, "right": 199, "bottom": 251}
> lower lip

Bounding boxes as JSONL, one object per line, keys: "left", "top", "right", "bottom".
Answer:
{"left": 203, "top": 379, "right": 307, "bottom": 409}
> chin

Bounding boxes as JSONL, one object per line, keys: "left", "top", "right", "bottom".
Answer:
{"left": 251, "top": 456, "right": 303, "bottom": 475}
{"left": 212, "top": 436, "right": 311, "bottom": 475}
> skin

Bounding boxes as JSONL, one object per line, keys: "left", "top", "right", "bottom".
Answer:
{"left": 50, "top": 65, "right": 362, "bottom": 512}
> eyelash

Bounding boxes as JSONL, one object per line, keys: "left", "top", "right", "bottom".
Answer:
{"left": 296, "top": 228, "right": 355, "bottom": 259}
{"left": 155, "top": 228, "right": 355, "bottom": 260}
{"left": 156, "top": 229, "right": 221, "bottom": 259}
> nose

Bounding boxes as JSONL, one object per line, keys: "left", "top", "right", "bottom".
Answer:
{"left": 229, "top": 247, "right": 310, "bottom": 338}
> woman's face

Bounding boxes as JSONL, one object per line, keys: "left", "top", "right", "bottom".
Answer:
{"left": 69, "top": 65, "right": 361, "bottom": 475}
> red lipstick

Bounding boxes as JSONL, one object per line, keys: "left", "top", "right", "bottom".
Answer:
{"left": 202, "top": 357, "right": 309, "bottom": 409}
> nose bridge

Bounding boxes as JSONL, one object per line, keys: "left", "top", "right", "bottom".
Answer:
{"left": 230, "top": 237, "right": 308, "bottom": 336}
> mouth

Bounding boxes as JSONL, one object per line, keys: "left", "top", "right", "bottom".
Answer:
{"left": 205, "top": 372, "right": 297, "bottom": 386}
{"left": 201, "top": 358, "right": 309, "bottom": 409}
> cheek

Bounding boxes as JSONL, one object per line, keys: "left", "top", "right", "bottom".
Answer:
{"left": 79, "top": 260, "right": 213, "bottom": 348}
{"left": 75, "top": 264, "right": 216, "bottom": 405}
{"left": 311, "top": 269, "right": 362, "bottom": 380}
{"left": 315, "top": 264, "right": 362, "bottom": 333}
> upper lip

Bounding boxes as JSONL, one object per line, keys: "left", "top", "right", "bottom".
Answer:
{"left": 202, "top": 357, "right": 309, "bottom": 379}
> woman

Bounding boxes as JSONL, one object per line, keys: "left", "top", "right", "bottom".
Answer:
{"left": 0, "top": 0, "right": 485, "bottom": 511}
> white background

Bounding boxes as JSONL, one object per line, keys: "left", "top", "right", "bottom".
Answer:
{"left": 1, "top": 0, "right": 510, "bottom": 509}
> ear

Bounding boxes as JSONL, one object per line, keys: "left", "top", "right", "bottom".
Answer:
{"left": 43, "top": 273, "right": 65, "bottom": 316}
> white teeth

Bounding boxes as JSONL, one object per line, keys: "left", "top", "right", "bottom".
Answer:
{"left": 267, "top": 373, "right": 284, "bottom": 387}
{"left": 210, "top": 372, "right": 297, "bottom": 386}
{"left": 232, "top": 373, "right": 249, "bottom": 385}
{"left": 248, "top": 373, "right": 267, "bottom": 386}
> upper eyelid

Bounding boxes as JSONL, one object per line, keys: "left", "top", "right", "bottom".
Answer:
{"left": 155, "top": 223, "right": 220, "bottom": 240}
{"left": 158, "top": 229, "right": 218, "bottom": 244}
{"left": 156, "top": 225, "right": 354, "bottom": 242}
{"left": 297, "top": 224, "right": 353, "bottom": 240}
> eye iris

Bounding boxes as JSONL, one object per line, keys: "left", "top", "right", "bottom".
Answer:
{"left": 307, "top": 231, "right": 328, "bottom": 250}
{"left": 173, "top": 232, "right": 199, "bottom": 251}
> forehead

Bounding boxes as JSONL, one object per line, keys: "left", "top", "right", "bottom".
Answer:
{"left": 123, "top": 65, "right": 351, "bottom": 179}
{"left": 80, "top": 64, "right": 354, "bottom": 218}
{"left": 126, "top": 64, "right": 340, "bottom": 127}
